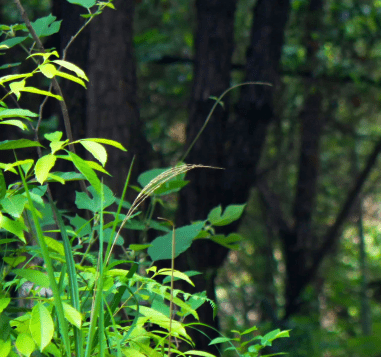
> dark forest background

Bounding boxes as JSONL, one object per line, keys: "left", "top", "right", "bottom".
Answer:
{"left": 2, "top": 0, "right": 381, "bottom": 356}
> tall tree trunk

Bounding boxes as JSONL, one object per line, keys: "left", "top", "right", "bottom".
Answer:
{"left": 175, "top": 0, "right": 237, "bottom": 353}
{"left": 176, "top": 0, "right": 290, "bottom": 353}
{"left": 86, "top": 0, "right": 151, "bottom": 203}
{"left": 282, "top": 0, "right": 324, "bottom": 318}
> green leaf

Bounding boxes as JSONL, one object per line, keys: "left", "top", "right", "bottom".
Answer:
{"left": 0, "top": 120, "right": 28, "bottom": 130}
{"left": 0, "top": 194, "right": 28, "bottom": 218}
{"left": 35, "top": 155, "right": 57, "bottom": 184}
{"left": 9, "top": 80, "right": 25, "bottom": 99}
{"left": 11, "top": 269, "right": 50, "bottom": 288}
{"left": 148, "top": 221, "right": 205, "bottom": 261}
{"left": 3, "top": 255, "right": 26, "bottom": 268}
{"left": 20, "top": 87, "right": 62, "bottom": 101}
{"left": 42, "top": 343, "right": 61, "bottom": 357}
{"left": 75, "top": 184, "right": 115, "bottom": 213}
{"left": 15, "top": 333, "right": 35, "bottom": 357}
{"left": 0, "top": 339, "right": 11, "bottom": 357}
{"left": 55, "top": 70, "right": 86, "bottom": 88}
{"left": 30, "top": 14, "right": 61, "bottom": 38}
{"left": 209, "top": 337, "right": 234, "bottom": 345}
{"left": 210, "top": 233, "right": 243, "bottom": 250}
{"left": 0, "top": 214, "right": 26, "bottom": 243}
{"left": 52, "top": 60, "right": 89, "bottom": 81}
{"left": 129, "top": 244, "right": 152, "bottom": 251}
{"left": 62, "top": 302, "right": 82, "bottom": 328}
{"left": 157, "top": 268, "right": 195, "bottom": 286}
{"left": 0, "top": 139, "right": 43, "bottom": 150}
{"left": 39, "top": 64, "right": 57, "bottom": 78}
{"left": 80, "top": 141, "right": 107, "bottom": 166}
{"left": 0, "top": 170, "right": 6, "bottom": 200}
{"left": 66, "top": 0, "right": 97, "bottom": 8}
{"left": 0, "top": 298, "right": 10, "bottom": 314}
{"left": 44, "top": 236, "right": 64, "bottom": 256}
{"left": 207, "top": 204, "right": 246, "bottom": 226}
{"left": 0, "top": 108, "right": 38, "bottom": 119}
{"left": 30, "top": 303, "right": 54, "bottom": 351}
{"left": 67, "top": 151, "right": 102, "bottom": 194}
{"left": 0, "top": 73, "right": 32, "bottom": 85}
{"left": 45, "top": 131, "right": 63, "bottom": 142}
{"left": 241, "top": 325, "right": 259, "bottom": 335}
{"left": 79, "top": 138, "right": 127, "bottom": 151}
{"left": 0, "top": 36, "right": 27, "bottom": 49}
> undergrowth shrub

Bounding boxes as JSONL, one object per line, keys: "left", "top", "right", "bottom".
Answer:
{"left": 0, "top": 1, "right": 290, "bottom": 356}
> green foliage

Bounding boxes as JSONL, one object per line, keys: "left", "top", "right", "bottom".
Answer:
{"left": 0, "top": 2, "right": 290, "bottom": 357}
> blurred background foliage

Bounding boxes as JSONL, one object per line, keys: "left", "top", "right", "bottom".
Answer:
{"left": 3, "top": 0, "right": 381, "bottom": 356}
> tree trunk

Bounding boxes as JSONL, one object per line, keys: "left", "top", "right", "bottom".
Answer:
{"left": 176, "top": 0, "right": 290, "bottom": 353}
{"left": 86, "top": 0, "right": 151, "bottom": 203}
{"left": 175, "top": 0, "right": 237, "bottom": 353}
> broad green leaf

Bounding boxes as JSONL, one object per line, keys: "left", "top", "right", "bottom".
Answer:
{"left": 128, "top": 305, "right": 189, "bottom": 339}
{"left": 0, "top": 108, "right": 38, "bottom": 119}
{"left": 207, "top": 204, "right": 246, "bottom": 226}
{"left": 0, "top": 36, "right": 27, "bottom": 49}
{"left": 39, "top": 64, "right": 57, "bottom": 78}
{"left": 3, "top": 159, "right": 34, "bottom": 173}
{"left": 30, "top": 303, "right": 54, "bottom": 351}
{"left": 0, "top": 194, "right": 28, "bottom": 218}
{"left": 0, "top": 139, "right": 42, "bottom": 150}
{"left": 0, "top": 298, "right": 10, "bottom": 314}
{"left": 0, "top": 214, "right": 26, "bottom": 243}
{"left": 11, "top": 269, "right": 50, "bottom": 288}
{"left": 42, "top": 343, "right": 61, "bottom": 357}
{"left": 20, "top": 87, "right": 62, "bottom": 101}
{"left": 30, "top": 14, "right": 61, "bottom": 38}
{"left": 35, "top": 155, "right": 57, "bottom": 184}
{"left": 209, "top": 337, "right": 233, "bottom": 345}
{"left": 0, "top": 338, "right": 11, "bottom": 357}
{"left": 45, "top": 131, "right": 63, "bottom": 142}
{"left": 62, "top": 302, "right": 82, "bottom": 328}
{"left": 148, "top": 221, "right": 205, "bottom": 261}
{"left": 46, "top": 173, "right": 65, "bottom": 184}
{"left": 52, "top": 60, "right": 89, "bottom": 81}
{"left": 79, "top": 138, "right": 126, "bottom": 151}
{"left": 80, "top": 141, "right": 107, "bottom": 166}
{"left": 67, "top": 151, "right": 101, "bottom": 194}
{"left": 10, "top": 314, "right": 31, "bottom": 334}
{"left": 0, "top": 170, "right": 6, "bottom": 199}
{"left": 121, "top": 348, "right": 146, "bottom": 357}
{"left": 210, "top": 233, "right": 243, "bottom": 250}
{"left": 241, "top": 325, "right": 259, "bottom": 335}
{"left": 3, "top": 255, "right": 26, "bottom": 267}
{"left": 0, "top": 62, "right": 21, "bottom": 70}
{"left": 66, "top": 0, "right": 97, "bottom": 8}
{"left": 44, "top": 236, "right": 64, "bottom": 256}
{"left": 0, "top": 73, "right": 32, "bottom": 85}
{"left": 75, "top": 184, "right": 115, "bottom": 212}
{"left": 50, "top": 140, "right": 68, "bottom": 154}
{"left": 0, "top": 120, "right": 28, "bottom": 130}
{"left": 157, "top": 268, "right": 195, "bottom": 286}
{"left": 55, "top": 71, "right": 86, "bottom": 88}
{"left": 85, "top": 160, "right": 110, "bottom": 175}
{"left": 10, "top": 80, "right": 25, "bottom": 99}
{"left": 15, "top": 333, "right": 35, "bottom": 357}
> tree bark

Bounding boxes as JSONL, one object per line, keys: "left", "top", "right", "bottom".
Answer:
{"left": 176, "top": 0, "right": 290, "bottom": 352}
{"left": 86, "top": 0, "right": 151, "bottom": 202}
